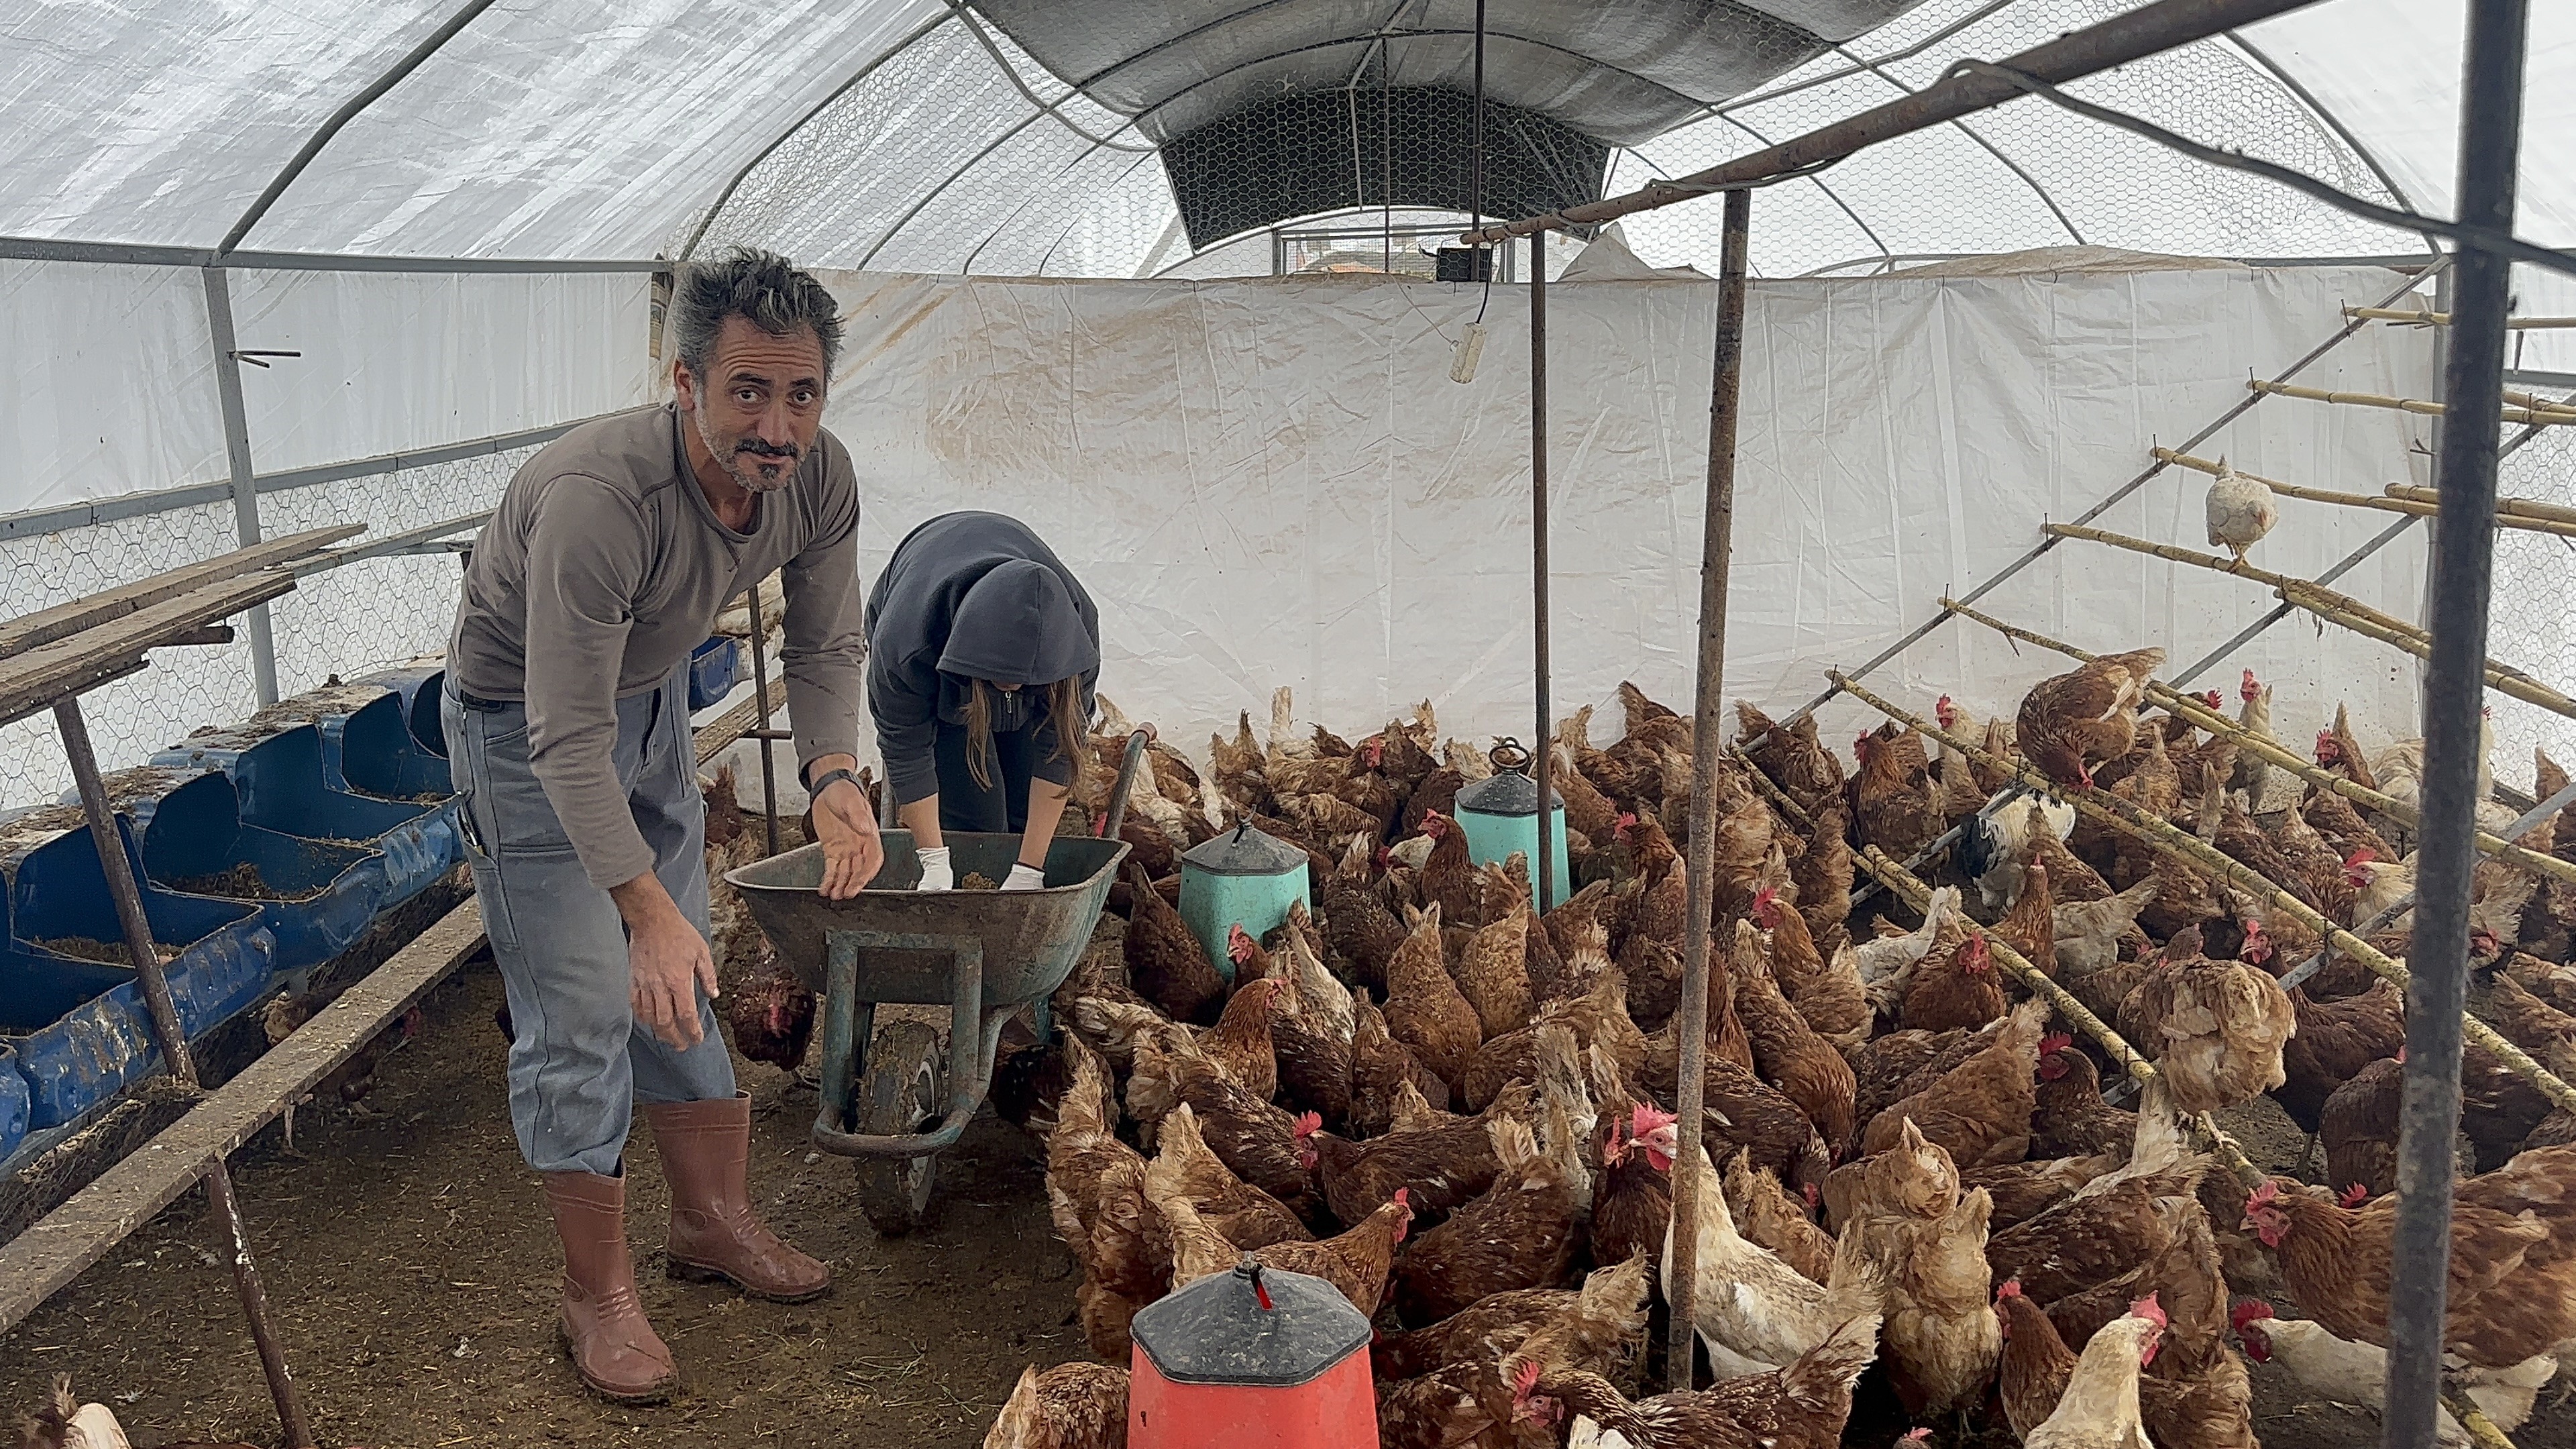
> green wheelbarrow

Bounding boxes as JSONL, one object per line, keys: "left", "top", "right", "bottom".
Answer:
{"left": 723, "top": 733, "right": 1146, "bottom": 1234}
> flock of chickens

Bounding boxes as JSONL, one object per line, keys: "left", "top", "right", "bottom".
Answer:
{"left": 952, "top": 651, "right": 2576, "bottom": 1449}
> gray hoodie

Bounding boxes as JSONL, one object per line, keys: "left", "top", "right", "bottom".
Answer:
{"left": 865, "top": 512, "right": 1099, "bottom": 805}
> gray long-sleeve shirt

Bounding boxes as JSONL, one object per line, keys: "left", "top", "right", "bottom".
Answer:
{"left": 450, "top": 405, "right": 865, "bottom": 889}
{"left": 864, "top": 512, "right": 1098, "bottom": 806}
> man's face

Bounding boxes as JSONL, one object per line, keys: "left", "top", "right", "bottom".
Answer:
{"left": 675, "top": 315, "right": 828, "bottom": 494}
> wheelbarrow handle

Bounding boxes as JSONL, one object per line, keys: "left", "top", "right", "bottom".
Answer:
{"left": 1099, "top": 728, "right": 1152, "bottom": 842}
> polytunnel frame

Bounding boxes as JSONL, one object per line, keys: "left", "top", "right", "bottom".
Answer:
{"left": 1464, "top": 0, "right": 2546, "bottom": 1444}
{"left": 0, "top": 2, "right": 2551, "bottom": 1444}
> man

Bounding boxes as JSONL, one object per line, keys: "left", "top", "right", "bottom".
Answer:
{"left": 443, "top": 248, "right": 883, "bottom": 1401}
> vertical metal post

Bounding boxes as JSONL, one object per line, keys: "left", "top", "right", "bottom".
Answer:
{"left": 1529, "top": 229, "right": 1555, "bottom": 913}
{"left": 54, "top": 696, "right": 314, "bottom": 1448}
{"left": 1667, "top": 187, "right": 1752, "bottom": 1391}
{"left": 2385, "top": 3, "right": 2526, "bottom": 1444}
{"left": 201, "top": 268, "right": 280, "bottom": 706}
{"left": 745, "top": 584, "right": 782, "bottom": 857}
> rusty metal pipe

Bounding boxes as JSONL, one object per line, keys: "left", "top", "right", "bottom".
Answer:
{"left": 1666, "top": 188, "right": 1752, "bottom": 1390}
{"left": 744, "top": 583, "right": 781, "bottom": 856}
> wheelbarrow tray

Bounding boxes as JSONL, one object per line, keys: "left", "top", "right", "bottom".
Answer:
{"left": 724, "top": 830, "right": 1127, "bottom": 1004}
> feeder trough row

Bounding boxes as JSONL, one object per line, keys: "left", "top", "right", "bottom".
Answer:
{"left": 0, "top": 664, "right": 470, "bottom": 1165}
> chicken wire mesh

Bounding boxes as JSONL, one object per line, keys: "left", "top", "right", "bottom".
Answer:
{"left": 2481, "top": 421, "right": 2576, "bottom": 796}
{"left": 0, "top": 448, "right": 523, "bottom": 810}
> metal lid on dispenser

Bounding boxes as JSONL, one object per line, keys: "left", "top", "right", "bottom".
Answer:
{"left": 1454, "top": 741, "right": 1562, "bottom": 819}
{"left": 1180, "top": 820, "right": 1307, "bottom": 879}
{"left": 1130, "top": 1260, "right": 1371, "bottom": 1387}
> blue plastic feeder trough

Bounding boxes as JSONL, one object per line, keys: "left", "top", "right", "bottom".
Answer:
{"left": 113, "top": 765, "right": 387, "bottom": 975}
{"left": 154, "top": 722, "right": 458, "bottom": 904}
{"left": 688, "top": 635, "right": 741, "bottom": 712}
{"left": 0, "top": 1042, "right": 30, "bottom": 1164}
{"left": 0, "top": 808, "right": 275, "bottom": 1128}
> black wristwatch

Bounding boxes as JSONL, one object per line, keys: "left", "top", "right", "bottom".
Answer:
{"left": 806, "top": 767, "right": 862, "bottom": 800}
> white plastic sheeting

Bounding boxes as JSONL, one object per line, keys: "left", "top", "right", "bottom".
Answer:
{"left": 817, "top": 262, "right": 2434, "bottom": 767}
{"left": 0, "top": 263, "right": 651, "bottom": 515}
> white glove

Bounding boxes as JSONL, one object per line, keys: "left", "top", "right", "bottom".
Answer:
{"left": 915, "top": 846, "right": 954, "bottom": 892}
{"left": 1001, "top": 863, "right": 1046, "bottom": 892}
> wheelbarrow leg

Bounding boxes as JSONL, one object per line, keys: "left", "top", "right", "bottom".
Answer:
{"left": 814, "top": 934, "right": 874, "bottom": 1138}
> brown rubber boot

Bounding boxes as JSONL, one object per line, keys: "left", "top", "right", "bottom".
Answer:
{"left": 542, "top": 1171, "right": 678, "bottom": 1402}
{"left": 645, "top": 1091, "right": 832, "bottom": 1302}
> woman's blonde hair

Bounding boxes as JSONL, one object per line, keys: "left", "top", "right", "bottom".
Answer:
{"left": 961, "top": 677, "right": 1088, "bottom": 791}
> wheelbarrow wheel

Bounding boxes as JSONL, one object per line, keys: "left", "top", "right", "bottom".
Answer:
{"left": 853, "top": 1020, "right": 945, "bottom": 1236}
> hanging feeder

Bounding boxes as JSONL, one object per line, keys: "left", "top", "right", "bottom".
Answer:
{"left": 1453, "top": 738, "right": 1569, "bottom": 909}
{"left": 1128, "top": 1258, "right": 1378, "bottom": 1448}
{"left": 1177, "top": 820, "right": 1310, "bottom": 984}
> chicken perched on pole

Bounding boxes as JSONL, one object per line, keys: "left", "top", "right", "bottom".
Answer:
{"left": 2203, "top": 458, "right": 2279, "bottom": 565}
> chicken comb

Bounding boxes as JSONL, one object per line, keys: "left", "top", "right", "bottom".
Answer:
{"left": 2343, "top": 846, "right": 2377, "bottom": 867}
{"left": 1291, "top": 1111, "right": 1323, "bottom": 1140}
{"left": 2339, "top": 1183, "right": 2370, "bottom": 1208}
{"left": 1510, "top": 1359, "right": 1544, "bottom": 1398}
{"left": 1613, "top": 811, "right": 1638, "bottom": 837}
{"left": 2201, "top": 690, "right": 2223, "bottom": 708}
{"left": 2129, "top": 1292, "right": 2167, "bottom": 1329}
{"left": 2246, "top": 1179, "right": 2282, "bottom": 1208}
{"left": 2229, "top": 1299, "right": 2276, "bottom": 1332}
{"left": 1995, "top": 1278, "right": 2024, "bottom": 1301}
{"left": 1629, "top": 1103, "right": 1678, "bottom": 1135}
{"left": 1898, "top": 1433, "right": 1933, "bottom": 1446}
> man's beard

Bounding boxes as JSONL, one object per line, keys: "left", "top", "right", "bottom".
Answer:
{"left": 696, "top": 410, "right": 801, "bottom": 494}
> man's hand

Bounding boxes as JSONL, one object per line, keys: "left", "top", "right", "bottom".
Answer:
{"left": 810, "top": 773, "right": 884, "bottom": 900}
{"left": 611, "top": 876, "right": 718, "bottom": 1051}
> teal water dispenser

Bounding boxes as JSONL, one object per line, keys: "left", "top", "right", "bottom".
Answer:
{"left": 1178, "top": 822, "right": 1312, "bottom": 983}
{"left": 1453, "top": 740, "right": 1570, "bottom": 910}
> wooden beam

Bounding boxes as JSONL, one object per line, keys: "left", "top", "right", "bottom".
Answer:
{"left": 2249, "top": 378, "right": 2575, "bottom": 426}
{"left": 2345, "top": 305, "right": 2576, "bottom": 330}
{"left": 0, "top": 904, "right": 486, "bottom": 1334}
{"left": 0, "top": 572, "right": 298, "bottom": 728}
{"left": 2387, "top": 482, "right": 2576, "bottom": 527}
{"left": 0, "top": 527, "right": 358, "bottom": 660}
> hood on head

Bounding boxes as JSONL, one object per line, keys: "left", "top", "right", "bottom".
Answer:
{"left": 937, "top": 559, "right": 1098, "bottom": 686}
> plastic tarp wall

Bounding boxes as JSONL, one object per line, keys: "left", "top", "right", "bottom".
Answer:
{"left": 818, "top": 262, "right": 2437, "bottom": 772}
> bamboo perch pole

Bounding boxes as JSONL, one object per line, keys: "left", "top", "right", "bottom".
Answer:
{"left": 2152, "top": 447, "right": 2576, "bottom": 539}
{"left": 2345, "top": 305, "right": 2576, "bottom": 330}
{"left": 1934, "top": 595, "right": 2576, "bottom": 888}
{"left": 1828, "top": 669, "right": 2576, "bottom": 1116}
{"left": 2248, "top": 378, "right": 2576, "bottom": 426}
{"left": 2445, "top": 1397, "right": 2520, "bottom": 1449}
{"left": 1725, "top": 743, "right": 2271, "bottom": 1187}
{"left": 2387, "top": 481, "right": 2576, "bottom": 527}
{"left": 2043, "top": 522, "right": 2576, "bottom": 722}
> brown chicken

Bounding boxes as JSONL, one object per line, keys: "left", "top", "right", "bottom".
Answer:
{"left": 2016, "top": 648, "right": 2165, "bottom": 791}
{"left": 1731, "top": 920, "right": 1859, "bottom": 1155}
{"left": 1853, "top": 724, "right": 1943, "bottom": 861}
{"left": 1380, "top": 903, "right": 1482, "bottom": 1092}
{"left": 1862, "top": 999, "right": 2048, "bottom": 1169}
{"left": 2320, "top": 1053, "right": 2403, "bottom": 1197}
{"left": 1197, "top": 964, "right": 1285, "bottom": 1105}
{"left": 984, "top": 1361, "right": 1128, "bottom": 1449}
{"left": 1788, "top": 804, "right": 1855, "bottom": 953}
{"left": 1507, "top": 1312, "right": 1881, "bottom": 1449}
{"left": 2114, "top": 926, "right": 2295, "bottom": 1115}
{"left": 1593, "top": 1107, "right": 1678, "bottom": 1273}
{"left": 1346, "top": 985, "right": 1450, "bottom": 1138}
{"left": 1900, "top": 927, "right": 2008, "bottom": 1034}
{"left": 1723, "top": 1148, "right": 1835, "bottom": 1285}
{"left": 1760, "top": 892, "right": 1868, "bottom": 1042}
{"left": 2302, "top": 786, "right": 2395, "bottom": 866}
{"left": 1738, "top": 700, "right": 1847, "bottom": 820}
{"left": 1044, "top": 1040, "right": 1167, "bottom": 1360}
{"left": 2244, "top": 1149, "right": 2576, "bottom": 1367}
{"left": 1378, "top": 1256, "right": 1654, "bottom": 1449}
{"left": 1414, "top": 811, "right": 1479, "bottom": 924}
{"left": 1140, "top": 1103, "right": 1307, "bottom": 1252}
{"left": 1260, "top": 926, "right": 1354, "bottom": 1130}
{"left": 1454, "top": 903, "right": 1534, "bottom": 1040}
{"left": 1295, "top": 1080, "right": 1536, "bottom": 1228}
{"left": 1161, "top": 1190, "right": 1412, "bottom": 1317}
{"left": 1999, "top": 1283, "right": 2253, "bottom": 1449}
{"left": 1149, "top": 1042, "right": 1324, "bottom": 1226}
{"left": 1966, "top": 1154, "right": 2116, "bottom": 1231}
{"left": 1988, "top": 1165, "right": 2203, "bottom": 1307}
{"left": 1391, "top": 1115, "right": 1580, "bottom": 1324}
{"left": 1124, "top": 862, "right": 1228, "bottom": 1026}
{"left": 1460, "top": 971, "right": 1652, "bottom": 1113}
{"left": 1617, "top": 812, "right": 1688, "bottom": 949}
{"left": 722, "top": 943, "right": 816, "bottom": 1072}
{"left": 2273, "top": 978, "right": 2402, "bottom": 1135}
{"left": 2031, "top": 1036, "right": 2138, "bottom": 1161}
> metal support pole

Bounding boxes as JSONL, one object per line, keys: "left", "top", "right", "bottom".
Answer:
{"left": 1668, "top": 186, "right": 1752, "bottom": 1392}
{"left": 744, "top": 583, "right": 782, "bottom": 856}
{"left": 54, "top": 696, "right": 314, "bottom": 1448}
{"left": 201, "top": 267, "right": 281, "bottom": 706}
{"left": 1530, "top": 229, "right": 1554, "bottom": 912}
{"left": 2386, "top": 3, "right": 2527, "bottom": 1443}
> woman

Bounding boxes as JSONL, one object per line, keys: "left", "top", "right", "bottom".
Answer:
{"left": 865, "top": 511, "right": 1099, "bottom": 892}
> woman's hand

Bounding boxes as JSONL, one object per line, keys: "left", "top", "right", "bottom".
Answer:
{"left": 810, "top": 774, "right": 885, "bottom": 900}
{"left": 1018, "top": 776, "right": 1073, "bottom": 877}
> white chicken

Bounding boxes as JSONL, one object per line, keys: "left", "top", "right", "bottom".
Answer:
{"left": 1654, "top": 1143, "right": 1879, "bottom": 1379}
{"left": 1851, "top": 885, "right": 1961, "bottom": 991}
{"left": 2203, "top": 457, "right": 2279, "bottom": 564}
{"left": 2232, "top": 1302, "right": 2557, "bottom": 1445}
{"left": 2024, "top": 1307, "right": 2162, "bottom": 1449}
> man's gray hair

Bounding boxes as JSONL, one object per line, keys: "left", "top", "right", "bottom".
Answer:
{"left": 669, "top": 247, "right": 844, "bottom": 382}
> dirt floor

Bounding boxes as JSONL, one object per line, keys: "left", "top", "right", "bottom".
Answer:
{"left": 5, "top": 936, "right": 2575, "bottom": 1447}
